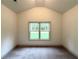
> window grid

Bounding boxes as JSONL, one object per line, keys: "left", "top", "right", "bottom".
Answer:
{"left": 29, "top": 22, "right": 50, "bottom": 40}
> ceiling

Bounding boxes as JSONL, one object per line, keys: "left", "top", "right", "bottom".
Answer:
{"left": 2, "top": 0, "right": 78, "bottom": 13}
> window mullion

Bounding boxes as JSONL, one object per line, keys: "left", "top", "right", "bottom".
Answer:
{"left": 39, "top": 22, "right": 40, "bottom": 40}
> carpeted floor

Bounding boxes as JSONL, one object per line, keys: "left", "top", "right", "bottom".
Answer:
{"left": 2, "top": 47, "right": 77, "bottom": 59}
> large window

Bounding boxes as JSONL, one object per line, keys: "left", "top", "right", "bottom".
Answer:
{"left": 29, "top": 22, "right": 50, "bottom": 40}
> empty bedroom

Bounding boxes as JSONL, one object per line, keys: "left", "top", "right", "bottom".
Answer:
{"left": 1, "top": 0, "right": 78, "bottom": 59}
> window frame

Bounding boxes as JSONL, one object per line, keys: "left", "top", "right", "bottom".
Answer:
{"left": 28, "top": 21, "right": 51, "bottom": 41}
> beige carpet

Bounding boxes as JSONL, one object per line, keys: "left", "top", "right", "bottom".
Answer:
{"left": 3, "top": 47, "right": 77, "bottom": 59}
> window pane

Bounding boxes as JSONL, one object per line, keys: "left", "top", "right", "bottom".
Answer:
{"left": 40, "top": 32, "right": 49, "bottom": 40}
{"left": 30, "top": 32, "right": 39, "bottom": 40}
{"left": 29, "top": 23, "right": 39, "bottom": 32}
{"left": 40, "top": 23, "right": 50, "bottom": 32}
{"left": 29, "top": 23, "right": 39, "bottom": 40}
{"left": 40, "top": 23, "right": 50, "bottom": 40}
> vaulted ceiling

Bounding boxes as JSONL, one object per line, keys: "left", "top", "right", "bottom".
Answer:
{"left": 2, "top": 0, "right": 78, "bottom": 13}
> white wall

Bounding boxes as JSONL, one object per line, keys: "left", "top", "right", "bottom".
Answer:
{"left": 1, "top": 4, "right": 17, "bottom": 58}
{"left": 17, "top": 7, "right": 62, "bottom": 46}
{"left": 62, "top": 5, "right": 78, "bottom": 56}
